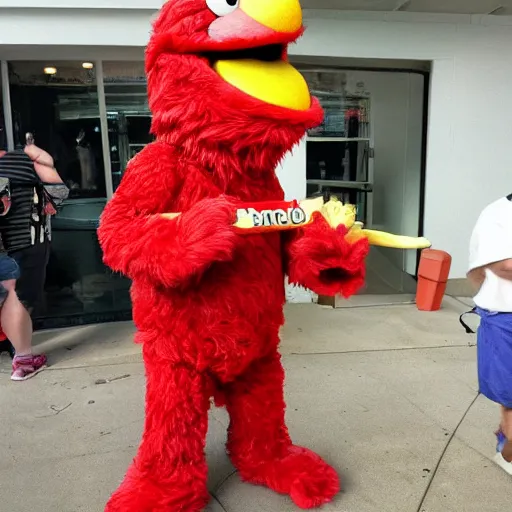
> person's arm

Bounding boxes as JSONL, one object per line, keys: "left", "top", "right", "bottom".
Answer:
{"left": 467, "top": 266, "right": 486, "bottom": 291}
{"left": 466, "top": 258, "right": 512, "bottom": 295}
{"left": 467, "top": 202, "right": 512, "bottom": 289}
{"left": 488, "top": 259, "right": 512, "bottom": 280}
{"left": 24, "top": 144, "right": 64, "bottom": 184}
{"left": 23, "top": 144, "right": 69, "bottom": 212}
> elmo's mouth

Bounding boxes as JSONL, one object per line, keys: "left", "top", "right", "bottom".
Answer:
{"left": 204, "top": 42, "right": 311, "bottom": 111}
{"left": 205, "top": 43, "right": 284, "bottom": 63}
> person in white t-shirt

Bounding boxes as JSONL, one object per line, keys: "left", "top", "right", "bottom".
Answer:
{"left": 468, "top": 194, "right": 512, "bottom": 475}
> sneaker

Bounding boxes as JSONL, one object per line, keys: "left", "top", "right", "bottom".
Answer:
{"left": 494, "top": 431, "right": 512, "bottom": 475}
{"left": 11, "top": 354, "right": 47, "bottom": 381}
{"left": 493, "top": 452, "right": 512, "bottom": 475}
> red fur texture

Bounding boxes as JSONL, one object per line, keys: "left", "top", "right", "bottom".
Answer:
{"left": 98, "top": 1, "right": 369, "bottom": 510}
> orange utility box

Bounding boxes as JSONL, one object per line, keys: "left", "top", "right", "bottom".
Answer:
{"left": 416, "top": 249, "right": 452, "bottom": 311}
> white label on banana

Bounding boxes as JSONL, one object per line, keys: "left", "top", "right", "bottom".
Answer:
{"left": 236, "top": 206, "right": 307, "bottom": 229}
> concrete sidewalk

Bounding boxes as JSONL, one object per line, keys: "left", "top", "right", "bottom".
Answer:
{"left": 0, "top": 298, "right": 509, "bottom": 512}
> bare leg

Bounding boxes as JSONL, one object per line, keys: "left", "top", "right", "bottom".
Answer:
{"left": 105, "top": 352, "right": 211, "bottom": 512}
{"left": 0, "top": 280, "right": 32, "bottom": 355}
{"left": 224, "top": 350, "right": 340, "bottom": 509}
{"left": 500, "top": 406, "right": 512, "bottom": 462}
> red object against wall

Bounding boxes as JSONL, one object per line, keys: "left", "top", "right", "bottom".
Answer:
{"left": 416, "top": 249, "right": 452, "bottom": 311}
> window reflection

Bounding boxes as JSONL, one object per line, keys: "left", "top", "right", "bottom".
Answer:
{"left": 6, "top": 61, "right": 133, "bottom": 327}
{"left": 103, "top": 62, "right": 153, "bottom": 191}
{"left": 8, "top": 61, "right": 106, "bottom": 198}
{"left": 0, "top": 71, "right": 6, "bottom": 151}
{"left": 300, "top": 67, "right": 371, "bottom": 225}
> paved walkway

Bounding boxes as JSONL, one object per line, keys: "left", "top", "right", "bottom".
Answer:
{"left": 0, "top": 298, "right": 509, "bottom": 512}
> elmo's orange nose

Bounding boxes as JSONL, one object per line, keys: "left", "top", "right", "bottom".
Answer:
{"left": 240, "top": 0, "right": 302, "bottom": 34}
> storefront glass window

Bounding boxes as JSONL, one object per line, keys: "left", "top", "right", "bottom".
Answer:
{"left": 8, "top": 61, "right": 106, "bottom": 198}
{"left": 6, "top": 61, "right": 132, "bottom": 328}
{"left": 300, "top": 67, "right": 372, "bottom": 225}
{"left": 103, "top": 61, "right": 152, "bottom": 191}
{"left": 0, "top": 67, "right": 7, "bottom": 151}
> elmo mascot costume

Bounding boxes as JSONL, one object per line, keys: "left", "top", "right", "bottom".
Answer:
{"left": 98, "top": 0, "right": 369, "bottom": 510}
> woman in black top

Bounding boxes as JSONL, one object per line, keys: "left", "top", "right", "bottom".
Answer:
{"left": 0, "top": 144, "right": 68, "bottom": 378}
{"left": 0, "top": 146, "right": 68, "bottom": 313}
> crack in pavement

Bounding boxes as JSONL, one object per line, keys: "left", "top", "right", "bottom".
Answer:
{"left": 415, "top": 392, "right": 480, "bottom": 512}
{"left": 44, "top": 360, "right": 142, "bottom": 371}
{"left": 290, "top": 343, "right": 476, "bottom": 356}
{"left": 210, "top": 469, "right": 238, "bottom": 512}
{"left": 212, "top": 469, "right": 238, "bottom": 495}
{"left": 210, "top": 493, "right": 229, "bottom": 512}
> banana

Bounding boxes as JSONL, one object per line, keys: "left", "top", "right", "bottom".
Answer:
{"left": 359, "top": 229, "right": 431, "bottom": 249}
{"left": 318, "top": 196, "right": 431, "bottom": 250}
{"left": 159, "top": 196, "right": 432, "bottom": 250}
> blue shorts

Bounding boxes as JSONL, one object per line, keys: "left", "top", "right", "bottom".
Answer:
{"left": 0, "top": 254, "right": 20, "bottom": 305}
{"left": 477, "top": 307, "right": 512, "bottom": 408}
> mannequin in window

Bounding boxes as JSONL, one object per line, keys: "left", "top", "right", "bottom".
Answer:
{"left": 76, "top": 129, "right": 97, "bottom": 190}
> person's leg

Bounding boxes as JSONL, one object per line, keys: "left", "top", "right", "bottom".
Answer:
{"left": 0, "top": 279, "right": 32, "bottom": 355}
{"left": 1, "top": 245, "right": 36, "bottom": 358}
{"left": 0, "top": 281, "right": 13, "bottom": 357}
{"left": 10, "top": 242, "right": 48, "bottom": 317}
{"left": 477, "top": 311, "right": 512, "bottom": 473}
{"left": 500, "top": 407, "right": 512, "bottom": 463}
{"left": 1, "top": 278, "right": 47, "bottom": 381}
{"left": 0, "top": 255, "right": 47, "bottom": 380}
{"left": 0, "top": 256, "right": 17, "bottom": 358}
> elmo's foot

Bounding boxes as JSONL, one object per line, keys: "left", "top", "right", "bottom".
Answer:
{"left": 105, "top": 465, "right": 209, "bottom": 512}
{"left": 237, "top": 445, "right": 340, "bottom": 509}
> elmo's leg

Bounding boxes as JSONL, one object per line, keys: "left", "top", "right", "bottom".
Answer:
{"left": 105, "top": 359, "right": 210, "bottom": 512}
{"left": 225, "top": 350, "right": 340, "bottom": 509}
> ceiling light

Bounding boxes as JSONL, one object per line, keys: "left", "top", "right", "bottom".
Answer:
{"left": 44, "top": 67, "right": 57, "bottom": 75}
{"left": 82, "top": 62, "right": 94, "bottom": 70}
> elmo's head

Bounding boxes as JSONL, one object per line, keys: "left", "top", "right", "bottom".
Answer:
{"left": 146, "top": 0, "right": 323, "bottom": 172}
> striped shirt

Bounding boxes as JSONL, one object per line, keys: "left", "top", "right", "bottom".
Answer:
{"left": 0, "top": 150, "right": 44, "bottom": 252}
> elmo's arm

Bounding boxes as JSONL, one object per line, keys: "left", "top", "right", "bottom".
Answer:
{"left": 282, "top": 213, "right": 370, "bottom": 298}
{"left": 98, "top": 142, "right": 236, "bottom": 288}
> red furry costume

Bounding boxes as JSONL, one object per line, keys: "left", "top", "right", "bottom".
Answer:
{"left": 98, "top": 1, "right": 369, "bottom": 510}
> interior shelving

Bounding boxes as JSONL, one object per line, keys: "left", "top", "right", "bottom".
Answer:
{"left": 300, "top": 67, "right": 374, "bottom": 227}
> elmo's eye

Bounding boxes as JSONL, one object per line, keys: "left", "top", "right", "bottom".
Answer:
{"left": 206, "top": 0, "right": 239, "bottom": 17}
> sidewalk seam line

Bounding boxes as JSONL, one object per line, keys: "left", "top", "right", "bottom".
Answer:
{"left": 25, "top": 344, "right": 476, "bottom": 372}
{"left": 213, "top": 469, "right": 238, "bottom": 495}
{"left": 210, "top": 493, "right": 228, "bottom": 512}
{"left": 290, "top": 344, "right": 475, "bottom": 356}
{"left": 415, "top": 392, "right": 480, "bottom": 512}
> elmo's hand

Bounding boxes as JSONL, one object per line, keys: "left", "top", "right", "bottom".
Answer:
{"left": 98, "top": 143, "right": 238, "bottom": 289}
{"left": 283, "top": 213, "right": 370, "bottom": 298}
{"left": 169, "top": 195, "right": 238, "bottom": 269}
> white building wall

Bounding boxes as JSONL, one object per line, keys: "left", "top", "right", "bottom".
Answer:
{"left": 297, "top": 11, "right": 512, "bottom": 279}
{"left": 2, "top": 7, "right": 512, "bottom": 277}
{"left": 0, "top": 0, "right": 163, "bottom": 7}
